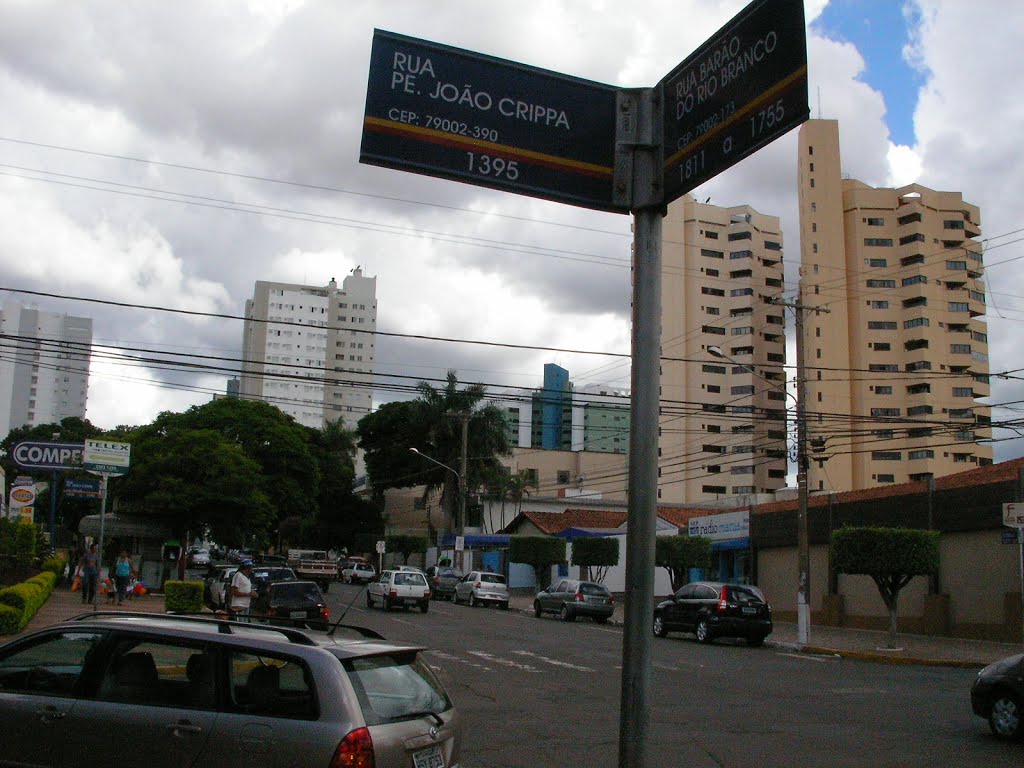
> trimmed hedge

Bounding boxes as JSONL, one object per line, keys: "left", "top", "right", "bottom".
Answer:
{"left": 165, "top": 580, "right": 204, "bottom": 613}
{"left": 0, "top": 569, "right": 59, "bottom": 633}
{"left": 41, "top": 556, "right": 66, "bottom": 576}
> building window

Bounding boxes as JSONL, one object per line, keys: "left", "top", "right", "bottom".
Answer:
{"left": 900, "top": 233, "right": 926, "bottom": 245}
{"left": 952, "top": 387, "right": 974, "bottom": 397}
{"left": 731, "top": 385, "right": 755, "bottom": 395}
{"left": 868, "top": 321, "right": 897, "bottom": 330}
{"left": 702, "top": 325, "right": 726, "bottom": 335}
{"left": 701, "top": 287, "right": 725, "bottom": 297}
{"left": 948, "top": 302, "right": 970, "bottom": 313}
{"left": 946, "top": 260, "right": 967, "bottom": 271}
{"left": 871, "top": 408, "right": 901, "bottom": 417}
{"left": 898, "top": 212, "right": 922, "bottom": 225}
{"left": 764, "top": 240, "right": 781, "bottom": 251}
{"left": 557, "top": 471, "right": 571, "bottom": 484}
{"left": 864, "top": 238, "right": 893, "bottom": 247}
{"left": 702, "top": 364, "right": 726, "bottom": 374}
{"left": 904, "top": 317, "right": 929, "bottom": 329}
{"left": 870, "top": 300, "right": 889, "bottom": 309}
{"left": 872, "top": 342, "right": 891, "bottom": 351}
{"left": 902, "top": 275, "right": 927, "bottom": 286}
{"left": 877, "top": 475, "right": 895, "bottom": 483}
{"left": 868, "top": 258, "right": 887, "bottom": 267}
{"left": 866, "top": 279, "right": 896, "bottom": 288}
{"left": 730, "top": 287, "right": 754, "bottom": 297}
{"left": 702, "top": 249, "right": 724, "bottom": 259}
{"left": 875, "top": 386, "right": 892, "bottom": 395}
{"left": 728, "top": 231, "right": 752, "bottom": 241}
{"left": 871, "top": 451, "right": 902, "bottom": 461}
{"left": 909, "top": 450, "right": 935, "bottom": 460}
{"left": 866, "top": 217, "right": 885, "bottom": 226}
{"left": 950, "top": 344, "right": 971, "bottom": 354}
{"left": 706, "top": 268, "right": 719, "bottom": 277}
{"left": 944, "top": 219, "right": 965, "bottom": 230}
{"left": 729, "top": 250, "right": 753, "bottom": 260}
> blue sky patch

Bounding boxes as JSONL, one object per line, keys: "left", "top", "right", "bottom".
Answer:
{"left": 812, "top": 0, "right": 925, "bottom": 146}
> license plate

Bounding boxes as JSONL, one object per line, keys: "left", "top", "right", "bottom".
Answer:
{"left": 289, "top": 611, "right": 307, "bottom": 618}
{"left": 404, "top": 598, "right": 419, "bottom": 605}
{"left": 413, "top": 744, "right": 444, "bottom": 768}
{"left": 742, "top": 607, "right": 757, "bottom": 615}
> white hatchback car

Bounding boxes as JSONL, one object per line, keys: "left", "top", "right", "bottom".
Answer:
{"left": 367, "top": 570, "right": 431, "bottom": 613}
{"left": 453, "top": 571, "right": 509, "bottom": 610}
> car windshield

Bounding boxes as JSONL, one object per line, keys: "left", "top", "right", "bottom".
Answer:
{"left": 479, "top": 573, "right": 505, "bottom": 584}
{"left": 393, "top": 573, "right": 427, "bottom": 587}
{"left": 254, "top": 568, "right": 295, "bottom": 581}
{"left": 579, "top": 583, "right": 609, "bottom": 596}
{"left": 343, "top": 652, "right": 451, "bottom": 725}
{"left": 271, "top": 582, "right": 324, "bottom": 602}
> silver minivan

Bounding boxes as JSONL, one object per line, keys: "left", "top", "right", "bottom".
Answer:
{"left": 0, "top": 613, "right": 462, "bottom": 768}
{"left": 453, "top": 571, "right": 510, "bottom": 609}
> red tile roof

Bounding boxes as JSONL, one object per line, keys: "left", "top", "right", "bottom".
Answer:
{"left": 512, "top": 508, "right": 627, "bottom": 534}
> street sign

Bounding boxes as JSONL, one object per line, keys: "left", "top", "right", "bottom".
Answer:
{"left": 455, "top": 536, "right": 465, "bottom": 552}
{"left": 64, "top": 478, "right": 101, "bottom": 497}
{"left": 12, "top": 441, "right": 84, "bottom": 471}
{"left": 661, "top": 0, "right": 809, "bottom": 203}
{"left": 375, "top": 540, "right": 386, "bottom": 554}
{"left": 1003, "top": 502, "right": 1024, "bottom": 528}
{"left": 360, "top": 30, "right": 623, "bottom": 212}
{"left": 83, "top": 440, "right": 131, "bottom": 476}
{"left": 1002, "top": 529, "right": 1020, "bottom": 545}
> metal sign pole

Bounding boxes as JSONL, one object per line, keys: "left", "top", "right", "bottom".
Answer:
{"left": 618, "top": 87, "right": 662, "bottom": 768}
{"left": 93, "top": 475, "right": 108, "bottom": 611}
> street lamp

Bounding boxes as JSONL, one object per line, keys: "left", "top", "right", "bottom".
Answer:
{"left": 708, "top": 344, "right": 811, "bottom": 647}
{"left": 410, "top": 448, "right": 465, "bottom": 566}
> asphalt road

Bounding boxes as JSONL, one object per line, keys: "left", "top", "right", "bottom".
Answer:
{"left": 326, "top": 582, "right": 1021, "bottom": 768}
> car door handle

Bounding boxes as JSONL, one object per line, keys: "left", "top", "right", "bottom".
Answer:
{"left": 36, "top": 705, "right": 66, "bottom": 722}
{"left": 167, "top": 721, "right": 203, "bottom": 736}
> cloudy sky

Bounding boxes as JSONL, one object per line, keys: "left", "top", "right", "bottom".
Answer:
{"left": 1, "top": 0, "right": 1023, "bottom": 459}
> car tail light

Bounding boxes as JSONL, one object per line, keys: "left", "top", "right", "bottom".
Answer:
{"left": 609, "top": 595, "right": 615, "bottom": 604}
{"left": 575, "top": 592, "right": 584, "bottom": 602}
{"left": 389, "top": 589, "right": 398, "bottom": 597}
{"left": 475, "top": 581, "right": 481, "bottom": 588}
{"left": 433, "top": 577, "right": 440, "bottom": 585}
{"left": 424, "top": 590, "right": 431, "bottom": 598}
{"left": 717, "top": 586, "right": 729, "bottom": 613}
{"left": 321, "top": 606, "right": 329, "bottom": 619}
{"left": 330, "top": 727, "right": 375, "bottom": 768}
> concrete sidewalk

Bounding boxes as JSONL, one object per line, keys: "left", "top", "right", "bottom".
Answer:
{"left": 6, "top": 584, "right": 168, "bottom": 641}
{"left": 508, "top": 593, "right": 1022, "bottom": 668}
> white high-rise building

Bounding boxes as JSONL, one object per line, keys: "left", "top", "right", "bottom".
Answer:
{"left": 0, "top": 304, "right": 92, "bottom": 439}
{"left": 240, "top": 269, "right": 376, "bottom": 432}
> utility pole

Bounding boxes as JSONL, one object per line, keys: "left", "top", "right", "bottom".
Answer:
{"left": 773, "top": 294, "right": 828, "bottom": 647}
{"left": 458, "top": 410, "right": 469, "bottom": 572}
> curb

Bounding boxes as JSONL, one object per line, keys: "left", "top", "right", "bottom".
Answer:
{"left": 771, "top": 641, "right": 987, "bottom": 669}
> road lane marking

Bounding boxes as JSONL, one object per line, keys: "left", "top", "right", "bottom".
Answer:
{"left": 467, "top": 651, "right": 541, "bottom": 672}
{"left": 778, "top": 652, "right": 832, "bottom": 662}
{"left": 426, "top": 650, "right": 492, "bottom": 672}
{"left": 511, "top": 650, "right": 594, "bottom": 672}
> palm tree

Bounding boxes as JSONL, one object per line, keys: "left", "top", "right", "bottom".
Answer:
{"left": 506, "top": 470, "right": 538, "bottom": 526}
{"left": 413, "top": 371, "right": 512, "bottom": 533}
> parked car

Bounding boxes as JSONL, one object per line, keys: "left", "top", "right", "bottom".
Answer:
{"left": 187, "top": 548, "right": 211, "bottom": 568}
{"left": 453, "top": 571, "right": 509, "bottom": 609}
{"left": 0, "top": 613, "right": 462, "bottom": 767}
{"left": 203, "top": 564, "right": 236, "bottom": 609}
{"left": 251, "top": 566, "right": 297, "bottom": 594}
{"left": 209, "top": 566, "right": 240, "bottom": 610}
{"left": 971, "top": 653, "right": 1024, "bottom": 739}
{"left": 255, "top": 553, "right": 289, "bottom": 566}
{"left": 653, "top": 581, "right": 772, "bottom": 646}
{"left": 367, "top": 570, "right": 431, "bottom": 612}
{"left": 425, "top": 566, "right": 464, "bottom": 600}
{"left": 338, "top": 557, "right": 369, "bottom": 578}
{"left": 253, "top": 580, "right": 330, "bottom": 630}
{"left": 534, "top": 579, "right": 614, "bottom": 623}
{"left": 341, "top": 562, "right": 377, "bottom": 584}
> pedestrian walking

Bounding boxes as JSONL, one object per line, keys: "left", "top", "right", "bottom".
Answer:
{"left": 79, "top": 544, "right": 99, "bottom": 604}
{"left": 114, "top": 551, "right": 133, "bottom": 605}
{"left": 228, "top": 560, "right": 257, "bottom": 621}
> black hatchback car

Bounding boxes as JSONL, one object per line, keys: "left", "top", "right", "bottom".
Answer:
{"left": 254, "top": 580, "right": 329, "bottom": 630}
{"left": 653, "top": 581, "right": 772, "bottom": 646}
{"left": 971, "top": 653, "right": 1023, "bottom": 739}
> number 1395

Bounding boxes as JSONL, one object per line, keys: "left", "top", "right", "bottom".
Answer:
{"left": 467, "top": 152, "right": 519, "bottom": 180}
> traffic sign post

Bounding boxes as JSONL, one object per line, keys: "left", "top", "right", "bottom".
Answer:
{"left": 82, "top": 441, "right": 131, "bottom": 611}
{"left": 358, "top": 3, "right": 808, "bottom": 763}
{"left": 1003, "top": 502, "right": 1024, "bottom": 643}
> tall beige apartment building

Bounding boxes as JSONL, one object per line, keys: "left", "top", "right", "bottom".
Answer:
{"left": 797, "top": 120, "right": 992, "bottom": 492}
{"left": 240, "top": 269, "right": 376, "bottom": 432}
{"left": 659, "top": 195, "right": 789, "bottom": 504}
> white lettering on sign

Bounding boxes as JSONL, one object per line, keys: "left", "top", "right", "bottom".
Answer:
{"left": 673, "top": 30, "right": 779, "bottom": 120}
{"left": 389, "top": 47, "right": 572, "bottom": 131}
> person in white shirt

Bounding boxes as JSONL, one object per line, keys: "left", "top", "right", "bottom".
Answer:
{"left": 229, "top": 560, "right": 257, "bottom": 619}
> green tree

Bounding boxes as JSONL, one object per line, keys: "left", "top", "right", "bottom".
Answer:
{"left": 832, "top": 526, "right": 940, "bottom": 649}
{"left": 509, "top": 536, "right": 566, "bottom": 590}
{"left": 655, "top": 535, "right": 712, "bottom": 593}
{"left": 570, "top": 537, "right": 620, "bottom": 584}
{"left": 358, "top": 371, "right": 511, "bottom": 531}
{"left": 114, "top": 426, "right": 275, "bottom": 552}
{"left": 385, "top": 534, "right": 428, "bottom": 565}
